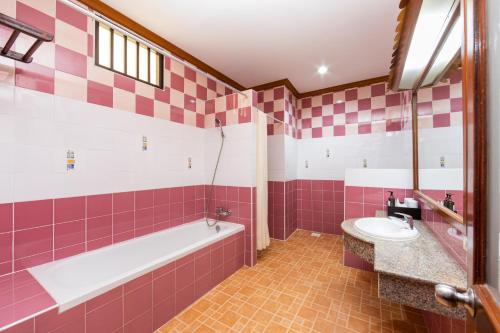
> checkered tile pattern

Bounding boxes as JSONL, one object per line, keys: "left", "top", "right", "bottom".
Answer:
{"left": 417, "top": 71, "right": 463, "bottom": 129}
{"left": 297, "top": 76, "right": 462, "bottom": 139}
{"left": 204, "top": 91, "right": 253, "bottom": 128}
{"left": 1, "top": 0, "right": 235, "bottom": 128}
{"left": 257, "top": 86, "right": 299, "bottom": 138}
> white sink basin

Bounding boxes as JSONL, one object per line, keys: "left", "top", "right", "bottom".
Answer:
{"left": 354, "top": 217, "right": 419, "bottom": 241}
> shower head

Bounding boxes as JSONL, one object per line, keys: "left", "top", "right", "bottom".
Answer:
{"left": 215, "top": 118, "right": 225, "bottom": 138}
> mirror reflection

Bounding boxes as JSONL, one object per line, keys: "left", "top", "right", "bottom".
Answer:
{"left": 417, "top": 69, "right": 464, "bottom": 217}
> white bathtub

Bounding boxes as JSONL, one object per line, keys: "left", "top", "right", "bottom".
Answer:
{"left": 29, "top": 220, "right": 244, "bottom": 312}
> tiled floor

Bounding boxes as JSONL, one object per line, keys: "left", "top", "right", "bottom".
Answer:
{"left": 156, "top": 230, "right": 427, "bottom": 333}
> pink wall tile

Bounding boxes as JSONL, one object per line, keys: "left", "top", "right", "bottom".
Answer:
{"left": 86, "top": 215, "right": 112, "bottom": 241}
{"left": 54, "top": 219, "right": 85, "bottom": 249}
{"left": 87, "top": 81, "right": 113, "bottom": 108}
{"left": 345, "top": 186, "right": 363, "bottom": 203}
{"left": 54, "top": 243, "right": 85, "bottom": 260}
{"left": 124, "top": 283, "right": 152, "bottom": 323}
{"left": 54, "top": 197, "right": 85, "bottom": 224}
{"left": 432, "top": 86, "right": 450, "bottom": 100}
{"left": 170, "top": 73, "right": 184, "bottom": 92}
{"left": 183, "top": 94, "right": 196, "bottom": 112}
{"left": 85, "top": 297, "right": 123, "bottom": 333}
{"left": 135, "top": 208, "right": 154, "bottom": 230}
{"left": 14, "top": 200, "right": 53, "bottom": 230}
{"left": 433, "top": 113, "right": 451, "bottom": 128}
{"left": 87, "top": 194, "right": 112, "bottom": 218}
{"left": 0, "top": 204, "right": 13, "bottom": 234}
{"left": 55, "top": 45, "right": 87, "bottom": 78}
{"left": 170, "top": 105, "right": 184, "bottom": 123}
{"left": 87, "top": 35, "right": 93, "bottom": 57}
{"left": 14, "top": 226, "right": 53, "bottom": 260}
{"left": 113, "top": 211, "right": 134, "bottom": 236}
{"left": 385, "top": 93, "right": 401, "bottom": 107}
{"left": 184, "top": 67, "right": 196, "bottom": 82}
{"left": 15, "top": 63, "right": 55, "bottom": 95}
{"left": 155, "top": 86, "right": 170, "bottom": 104}
{"left": 114, "top": 74, "right": 136, "bottom": 93}
{"left": 0, "top": 233, "right": 12, "bottom": 264}
{"left": 371, "top": 83, "right": 385, "bottom": 97}
{"left": 35, "top": 304, "right": 85, "bottom": 333}
{"left": 136, "top": 95, "right": 154, "bottom": 117}
{"left": 135, "top": 190, "right": 154, "bottom": 209}
{"left": 113, "top": 192, "right": 134, "bottom": 214}
{"left": 55, "top": 0, "right": 87, "bottom": 31}
{"left": 16, "top": 2, "right": 55, "bottom": 35}
{"left": 345, "top": 89, "right": 357, "bottom": 101}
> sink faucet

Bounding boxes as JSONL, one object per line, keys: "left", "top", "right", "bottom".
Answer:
{"left": 394, "top": 212, "right": 414, "bottom": 230}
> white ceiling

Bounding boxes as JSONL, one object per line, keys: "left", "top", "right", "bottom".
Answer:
{"left": 102, "top": 0, "right": 399, "bottom": 93}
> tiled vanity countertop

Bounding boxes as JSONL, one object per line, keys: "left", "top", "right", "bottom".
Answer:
{"left": 341, "top": 218, "right": 467, "bottom": 319}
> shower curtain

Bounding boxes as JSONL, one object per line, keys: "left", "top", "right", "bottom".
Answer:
{"left": 256, "top": 110, "right": 270, "bottom": 251}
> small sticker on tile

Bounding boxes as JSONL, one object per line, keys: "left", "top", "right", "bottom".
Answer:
{"left": 66, "top": 150, "right": 75, "bottom": 171}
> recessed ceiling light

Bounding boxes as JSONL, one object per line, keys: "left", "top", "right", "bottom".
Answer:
{"left": 317, "top": 66, "right": 328, "bottom": 75}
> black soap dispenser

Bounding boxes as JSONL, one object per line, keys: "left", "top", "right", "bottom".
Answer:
{"left": 387, "top": 191, "right": 395, "bottom": 207}
{"left": 443, "top": 193, "right": 456, "bottom": 212}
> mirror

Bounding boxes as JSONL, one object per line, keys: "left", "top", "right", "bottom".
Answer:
{"left": 416, "top": 70, "right": 464, "bottom": 219}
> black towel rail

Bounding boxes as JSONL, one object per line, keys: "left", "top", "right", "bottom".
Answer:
{"left": 0, "top": 12, "right": 54, "bottom": 63}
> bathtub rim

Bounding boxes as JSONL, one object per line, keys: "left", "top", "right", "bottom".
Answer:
{"left": 28, "top": 220, "right": 245, "bottom": 313}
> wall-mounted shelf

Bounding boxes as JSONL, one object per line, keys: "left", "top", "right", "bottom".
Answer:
{"left": 0, "top": 12, "right": 54, "bottom": 63}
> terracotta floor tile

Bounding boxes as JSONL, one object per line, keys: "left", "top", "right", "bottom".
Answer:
{"left": 156, "top": 230, "right": 429, "bottom": 333}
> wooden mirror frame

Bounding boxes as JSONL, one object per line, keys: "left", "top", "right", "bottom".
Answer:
{"left": 390, "top": 0, "right": 464, "bottom": 225}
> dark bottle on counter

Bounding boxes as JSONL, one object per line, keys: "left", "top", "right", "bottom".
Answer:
{"left": 443, "top": 193, "right": 456, "bottom": 212}
{"left": 387, "top": 191, "right": 395, "bottom": 207}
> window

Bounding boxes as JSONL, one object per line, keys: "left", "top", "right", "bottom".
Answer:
{"left": 95, "top": 22, "right": 163, "bottom": 88}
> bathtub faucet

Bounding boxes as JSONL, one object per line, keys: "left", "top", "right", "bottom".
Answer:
{"left": 215, "top": 207, "right": 231, "bottom": 219}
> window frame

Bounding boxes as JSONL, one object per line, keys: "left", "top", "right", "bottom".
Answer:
{"left": 94, "top": 21, "right": 164, "bottom": 89}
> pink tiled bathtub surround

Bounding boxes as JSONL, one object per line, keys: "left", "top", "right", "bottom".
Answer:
{"left": 0, "top": 185, "right": 208, "bottom": 276}
{"left": 1, "top": 231, "right": 244, "bottom": 333}
{"left": 0, "top": 270, "right": 56, "bottom": 329}
{"left": 204, "top": 185, "right": 256, "bottom": 266}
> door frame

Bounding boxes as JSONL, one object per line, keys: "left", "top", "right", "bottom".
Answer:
{"left": 462, "top": 0, "right": 500, "bottom": 331}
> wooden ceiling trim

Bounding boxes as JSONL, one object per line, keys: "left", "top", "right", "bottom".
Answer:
{"left": 251, "top": 76, "right": 389, "bottom": 99}
{"left": 250, "top": 78, "right": 299, "bottom": 98}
